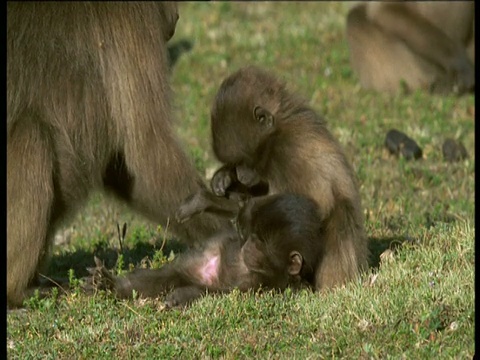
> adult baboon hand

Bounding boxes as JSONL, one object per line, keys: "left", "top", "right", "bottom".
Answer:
{"left": 175, "top": 190, "right": 212, "bottom": 223}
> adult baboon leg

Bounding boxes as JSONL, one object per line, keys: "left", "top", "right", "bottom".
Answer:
{"left": 98, "top": 20, "right": 224, "bottom": 244}
{"left": 117, "top": 139, "right": 225, "bottom": 244}
{"left": 7, "top": 113, "right": 55, "bottom": 307}
{"left": 346, "top": 4, "right": 439, "bottom": 93}
{"left": 120, "top": 130, "right": 225, "bottom": 243}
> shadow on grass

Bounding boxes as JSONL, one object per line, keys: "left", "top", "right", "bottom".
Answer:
{"left": 167, "top": 38, "right": 194, "bottom": 69}
{"left": 48, "top": 235, "right": 414, "bottom": 277}
{"left": 48, "top": 239, "right": 188, "bottom": 279}
{"left": 368, "top": 235, "right": 413, "bottom": 270}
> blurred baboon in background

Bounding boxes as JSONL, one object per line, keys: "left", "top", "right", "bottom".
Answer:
{"left": 7, "top": 2, "right": 225, "bottom": 308}
{"left": 346, "top": 1, "right": 474, "bottom": 95}
{"left": 209, "top": 66, "right": 370, "bottom": 291}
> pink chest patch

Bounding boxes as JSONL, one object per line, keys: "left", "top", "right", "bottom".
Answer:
{"left": 199, "top": 255, "right": 220, "bottom": 286}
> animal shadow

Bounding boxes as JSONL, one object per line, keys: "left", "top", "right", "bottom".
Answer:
{"left": 368, "top": 235, "right": 415, "bottom": 270}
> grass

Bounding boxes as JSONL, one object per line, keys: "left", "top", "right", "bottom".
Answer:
{"left": 7, "top": 3, "right": 474, "bottom": 359}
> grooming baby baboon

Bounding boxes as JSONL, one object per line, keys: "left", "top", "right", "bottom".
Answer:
{"left": 87, "top": 192, "right": 324, "bottom": 306}
{"left": 7, "top": 2, "right": 225, "bottom": 308}
{"left": 210, "top": 66, "right": 369, "bottom": 291}
{"left": 346, "top": 1, "right": 475, "bottom": 94}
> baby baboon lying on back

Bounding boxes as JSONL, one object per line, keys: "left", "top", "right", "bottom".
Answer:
{"left": 86, "top": 191, "right": 324, "bottom": 306}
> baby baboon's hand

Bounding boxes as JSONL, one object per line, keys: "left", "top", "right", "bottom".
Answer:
{"left": 211, "top": 166, "right": 234, "bottom": 197}
{"left": 235, "top": 164, "right": 262, "bottom": 188}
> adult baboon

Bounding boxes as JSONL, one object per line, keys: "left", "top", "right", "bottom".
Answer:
{"left": 346, "top": 1, "right": 475, "bottom": 94}
{"left": 7, "top": 2, "right": 224, "bottom": 307}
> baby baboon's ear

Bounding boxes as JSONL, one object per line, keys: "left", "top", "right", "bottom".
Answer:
{"left": 253, "top": 106, "right": 274, "bottom": 129}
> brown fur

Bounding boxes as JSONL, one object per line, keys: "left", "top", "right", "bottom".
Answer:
{"left": 210, "top": 66, "right": 369, "bottom": 291}
{"left": 7, "top": 2, "right": 225, "bottom": 308}
{"left": 87, "top": 192, "right": 323, "bottom": 307}
{"left": 346, "top": 1, "right": 475, "bottom": 94}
